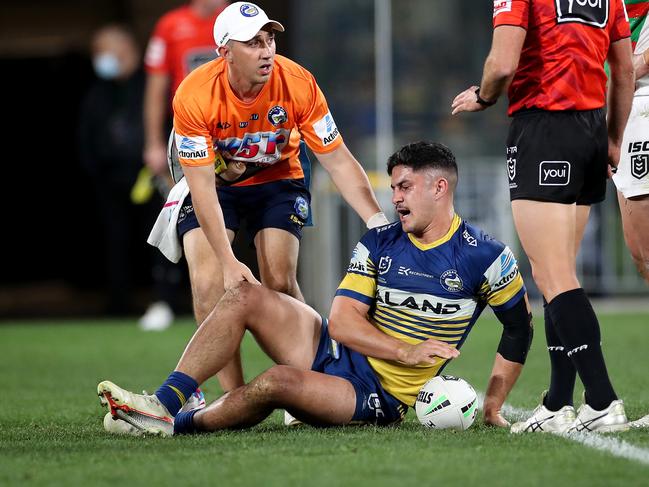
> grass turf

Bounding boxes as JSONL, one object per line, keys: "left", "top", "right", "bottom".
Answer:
{"left": 0, "top": 313, "right": 647, "bottom": 486}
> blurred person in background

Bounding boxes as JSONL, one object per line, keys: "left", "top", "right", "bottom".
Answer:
{"left": 614, "top": 0, "right": 649, "bottom": 430}
{"left": 79, "top": 25, "right": 185, "bottom": 322}
{"left": 78, "top": 25, "right": 147, "bottom": 316}
{"left": 139, "top": 0, "right": 230, "bottom": 330}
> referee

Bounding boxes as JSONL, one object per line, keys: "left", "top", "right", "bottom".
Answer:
{"left": 452, "top": 0, "right": 634, "bottom": 433}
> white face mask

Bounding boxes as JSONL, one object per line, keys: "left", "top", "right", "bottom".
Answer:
{"left": 93, "top": 52, "right": 121, "bottom": 80}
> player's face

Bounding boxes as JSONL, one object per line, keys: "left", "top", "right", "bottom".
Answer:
{"left": 229, "top": 29, "right": 276, "bottom": 85}
{"left": 391, "top": 165, "right": 439, "bottom": 236}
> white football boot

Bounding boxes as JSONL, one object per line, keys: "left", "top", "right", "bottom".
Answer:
{"left": 102, "top": 389, "right": 205, "bottom": 436}
{"left": 98, "top": 381, "right": 174, "bottom": 437}
{"left": 630, "top": 413, "right": 649, "bottom": 429}
{"left": 511, "top": 392, "right": 576, "bottom": 434}
{"left": 569, "top": 398, "right": 629, "bottom": 433}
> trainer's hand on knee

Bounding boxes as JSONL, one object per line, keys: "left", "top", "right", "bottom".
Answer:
{"left": 223, "top": 260, "right": 261, "bottom": 290}
{"left": 397, "top": 339, "right": 460, "bottom": 366}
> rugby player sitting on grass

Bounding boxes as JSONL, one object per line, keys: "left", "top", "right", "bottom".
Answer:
{"left": 98, "top": 141, "right": 533, "bottom": 436}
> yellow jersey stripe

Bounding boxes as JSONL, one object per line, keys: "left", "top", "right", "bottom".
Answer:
{"left": 407, "top": 214, "right": 461, "bottom": 250}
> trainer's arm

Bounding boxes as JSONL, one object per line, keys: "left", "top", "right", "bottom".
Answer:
{"left": 182, "top": 164, "right": 259, "bottom": 289}
{"left": 484, "top": 296, "right": 533, "bottom": 427}
{"left": 329, "top": 296, "right": 460, "bottom": 366}
{"left": 143, "top": 72, "right": 172, "bottom": 176}
{"left": 451, "top": 25, "right": 526, "bottom": 114}
{"left": 314, "top": 143, "right": 388, "bottom": 228}
{"left": 607, "top": 37, "right": 635, "bottom": 169}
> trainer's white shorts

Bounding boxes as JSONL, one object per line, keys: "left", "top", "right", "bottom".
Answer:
{"left": 613, "top": 95, "right": 649, "bottom": 198}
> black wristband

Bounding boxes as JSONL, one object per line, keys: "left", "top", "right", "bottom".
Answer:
{"left": 475, "top": 88, "right": 497, "bottom": 107}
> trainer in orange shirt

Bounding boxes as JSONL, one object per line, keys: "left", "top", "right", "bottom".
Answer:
{"left": 171, "top": 2, "right": 389, "bottom": 392}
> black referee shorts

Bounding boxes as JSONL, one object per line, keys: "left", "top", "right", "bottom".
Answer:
{"left": 505, "top": 108, "right": 608, "bottom": 205}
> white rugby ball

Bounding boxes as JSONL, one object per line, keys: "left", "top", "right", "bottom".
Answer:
{"left": 415, "top": 375, "right": 478, "bottom": 430}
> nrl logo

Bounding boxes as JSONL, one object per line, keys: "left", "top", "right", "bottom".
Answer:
{"left": 631, "top": 154, "right": 649, "bottom": 180}
{"left": 507, "top": 156, "right": 516, "bottom": 180}
{"left": 378, "top": 256, "right": 392, "bottom": 275}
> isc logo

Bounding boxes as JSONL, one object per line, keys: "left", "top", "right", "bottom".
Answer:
{"left": 555, "top": 0, "right": 609, "bottom": 28}
{"left": 628, "top": 141, "right": 649, "bottom": 153}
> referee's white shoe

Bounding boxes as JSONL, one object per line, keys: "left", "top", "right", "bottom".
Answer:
{"left": 569, "top": 398, "right": 629, "bottom": 433}
{"left": 511, "top": 392, "right": 576, "bottom": 433}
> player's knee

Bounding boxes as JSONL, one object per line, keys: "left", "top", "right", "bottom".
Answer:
{"left": 221, "top": 281, "right": 263, "bottom": 307}
{"left": 246, "top": 365, "right": 299, "bottom": 404}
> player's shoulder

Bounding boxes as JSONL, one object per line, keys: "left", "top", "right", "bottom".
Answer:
{"left": 363, "top": 222, "right": 403, "bottom": 248}
{"left": 456, "top": 219, "right": 507, "bottom": 261}
{"left": 274, "top": 55, "right": 315, "bottom": 83}
{"left": 175, "top": 58, "right": 226, "bottom": 100}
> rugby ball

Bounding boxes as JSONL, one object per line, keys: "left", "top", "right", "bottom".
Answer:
{"left": 415, "top": 375, "right": 478, "bottom": 430}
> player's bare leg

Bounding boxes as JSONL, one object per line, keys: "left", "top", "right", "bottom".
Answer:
{"left": 175, "top": 282, "right": 321, "bottom": 384}
{"left": 618, "top": 192, "right": 649, "bottom": 284}
{"left": 184, "top": 228, "right": 245, "bottom": 391}
{"left": 194, "top": 367, "right": 356, "bottom": 430}
{"left": 254, "top": 228, "right": 304, "bottom": 302}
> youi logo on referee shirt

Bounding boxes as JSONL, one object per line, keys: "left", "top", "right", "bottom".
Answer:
{"left": 555, "top": 0, "right": 609, "bottom": 28}
{"left": 539, "top": 161, "right": 571, "bottom": 186}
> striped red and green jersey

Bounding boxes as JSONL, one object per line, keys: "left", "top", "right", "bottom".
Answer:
{"left": 626, "top": 0, "right": 649, "bottom": 92}
{"left": 625, "top": 0, "right": 649, "bottom": 50}
{"left": 493, "top": 0, "right": 631, "bottom": 115}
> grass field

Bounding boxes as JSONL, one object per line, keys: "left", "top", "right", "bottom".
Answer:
{"left": 1, "top": 311, "right": 648, "bottom": 486}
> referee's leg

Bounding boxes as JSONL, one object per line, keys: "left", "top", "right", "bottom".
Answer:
{"left": 512, "top": 200, "right": 618, "bottom": 411}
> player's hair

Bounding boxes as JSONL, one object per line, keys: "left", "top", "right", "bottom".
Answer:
{"left": 387, "top": 141, "right": 458, "bottom": 190}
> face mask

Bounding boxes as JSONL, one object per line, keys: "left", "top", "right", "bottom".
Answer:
{"left": 93, "top": 53, "right": 121, "bottom": 80}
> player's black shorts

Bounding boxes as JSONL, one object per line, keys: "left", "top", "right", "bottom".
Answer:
{"left": 505, "top": 108, "right": 608, "bottom": 205}
{"left": 177, "top": 178, "right": 310, "bottom": 243}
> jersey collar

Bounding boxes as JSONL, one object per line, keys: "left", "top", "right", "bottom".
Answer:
{"left": 407, "top": 214, "right": 461, "bottom": 251}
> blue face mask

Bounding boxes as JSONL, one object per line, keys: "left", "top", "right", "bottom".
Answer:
{"left": 93, "top": 53, "right": 121, "bottom": 80}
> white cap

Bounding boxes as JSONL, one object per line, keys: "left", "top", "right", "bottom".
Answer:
{"left": 213, "top": 2, "right": 284, "bottom": 48}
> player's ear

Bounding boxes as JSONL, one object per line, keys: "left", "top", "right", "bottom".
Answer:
{"left": 434, "top": 177, "right": 449, "bottom": 199}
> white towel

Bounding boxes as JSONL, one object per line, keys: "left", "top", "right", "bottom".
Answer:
{"left": 147, "top": 177, "right": 190, "bottom": 263}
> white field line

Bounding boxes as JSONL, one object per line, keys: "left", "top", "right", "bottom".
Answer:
{"left": 477, "top": 394, "right": 649, "bottom": 467}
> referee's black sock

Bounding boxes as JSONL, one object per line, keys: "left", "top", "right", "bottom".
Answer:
{"left": 543, "top": 297, "right": 576, "bottom": 411}
{"left": 547, "top": 288, "right": 617, "bottom": 411}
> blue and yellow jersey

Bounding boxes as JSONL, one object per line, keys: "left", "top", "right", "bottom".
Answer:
{"left": 335, "top": 214, "right": 526, "bottom": 406}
